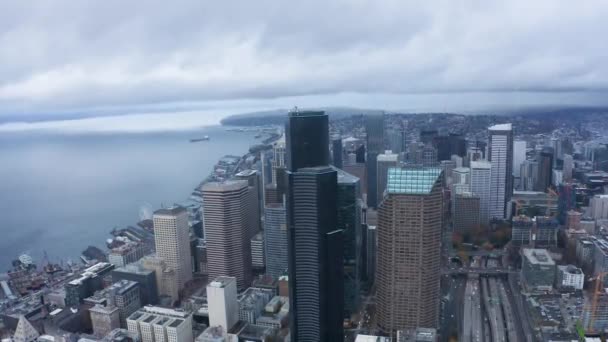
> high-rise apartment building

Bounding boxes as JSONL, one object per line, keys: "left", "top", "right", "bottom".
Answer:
{"left": 285, "top": 110, "right": 344, "bottom": 342}
{"left": 207, "top": 276, "right": 239, "bottom": 332}
{"left": 366, "top": 113, "right": 384, "bottom": 208}
{"left": 264, "top": 204, "right": 288, "bottom": 279}
{"left": 488, "top": 123, "right": 513, "bottom": 220}
{"left": 153, "top": 207, "right": 192, "bottom": 293}
{"left": 470, "top": 161, "right": 492, "bottom": 225}
{"left": 376, "top": 150, "right": 399, "bottom": 204}
{"left": 203, "top": 180, "right": 253, "bottom": 289}
{"left": 376, "top": 168, "right": 443, "bottom": 336}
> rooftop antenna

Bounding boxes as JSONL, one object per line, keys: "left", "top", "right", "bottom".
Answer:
{"left": 292, "top": 106, "right": 299, "bottom": 115}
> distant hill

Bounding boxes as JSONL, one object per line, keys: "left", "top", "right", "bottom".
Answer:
{"left": 220, "top": 107, "right": 384, "bottom": 126}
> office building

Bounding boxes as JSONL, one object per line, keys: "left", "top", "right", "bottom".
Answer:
{"left": 452, "top": 167, "right": 470, "bottom": 186}
{"left": 583, "top": 291, "right": 608, "bottom": 333}
{"left": 366, "top": 113, "right": 384, "bottom": 208}
{"left": 470, "top": 161, "right": 492, "bottom": 225}
{"left": 112, "top": 262, "right": 158, "bottom": 306}
{"left": 376, "top": 168, "right": 443, "bottom": 336}
{"left": 376, "top": 150, "right": 399, "bottom": 204}
{"left": 108, "top": 242, "right": 147, "bottom": 268}
{"left": 235, "top": 169, "right": 263, "bottom": 233}
{"left": 264, "top": 204, "right": 288, "bottom": 279}
{"left": 334, "top": 166, "right": 362, "bottom": 318}
{"left": 90, "top": 304, "right": 120, "bottom": 338}
{"left": 207, "top": 277, "right": 238, "bottom": 332}
{"left": 387, "top": 129, "right": 406, "bottom": 155}
{"left": 238, "top": 287, "right": 274, "bottom": 324}
{"left": 86, "top": 279, "right": 142, "bottom": 328}
{"left": 556, "top": 265, "right": 584, "bottom": 290}
{"left": 563, "top": 154, "right": 574, "bottom": 181}
{"left": 535, "top": 216, "right": 558, "bottom": 247}
{"left": 65, "top": 262, "right": 115, "bottom": 307}
{"left": 536, "top": 148, "right": 554, "bottom": 192}
{"left": 141, "top": 255, "right": 178, "bottom": 304}
{"left": 12, "top": 316, "right": 39, "bottom": 342}
{"left": 594, "top": 238, "right": 608, "bottom": 284}
{"left": 285, "top": 110, "right": 344, "bottom": 342}
{"left": 397, "top": 328, "right": 438, "bottom": 342}
{"left": 127, "top": 306, "right": 193, "bottom": 342}
{"left": 251, "top": 232, "right": 265, "bottom": 271}
{"left": 520, "top": 160, "right": 539, "bottom": 191}
{"left": 153, "top": 207, "right": 192, "bottom": 293}
{"left": 332, "top": 136, "right": 343, "bottom": 169}
{"left": 558, "top": 183, "right": 577, "bottom": 224}
{"left": 453, "top": 192, "right": 480, "bottom": 232}
{"left": 567, "top": 210, "right": 582, "bottom": 230}
{"left": 577, "top": 237, "right": 595, "bottom": 272}
{"left": 271, "top": 136, "right": 286, "bottom": 186}
{"left": 513, "top": 140, "right": 527, "bottom": 178}
{"left": 511, "top": 216, "right": 533, "bottom": 246}
{"left": 488, "top": 123, "right": 513, "bottom": 220}
{"left": 203, "top": 180, "right": 253, "bottom": 289}
{"left": 590, "top": 195, "right": 608, "bottom": 220}
{"left": 521, "top": 248, "right": 556, "bottom": 292}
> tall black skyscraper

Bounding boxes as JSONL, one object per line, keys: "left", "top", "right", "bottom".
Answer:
{"left": 285, "top": 110, "right": 344, "bottom": 342}
{"left": 537, "top": 147, "right": 554, "bottom": 192}
{"left": 366, "top": 113, "right": 384, "bottom": 208}
{"left": 332, "top": 136, "right": 343, "bottom": 169}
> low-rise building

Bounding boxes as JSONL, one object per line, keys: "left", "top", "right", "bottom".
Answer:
{"left": 556, "top": 265, "right": 584, "bottom": 290}
{"left": 238, "top": 287, "right": 274, "bottom": 324}
{"left": 512, "top": 216, "right": 533, "bottom": 246}
{"left": 521, "top": 248, "right": 556, "bottom": 292}
{"left": 127, "top": 306, "right": 193, "bottom": 342}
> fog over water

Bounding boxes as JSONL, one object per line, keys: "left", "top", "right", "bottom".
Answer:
{"left": 0, "top": 125, "right": 257, "bottom": 270}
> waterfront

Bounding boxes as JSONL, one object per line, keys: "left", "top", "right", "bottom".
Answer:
{"left": 0, "top": 125, "right": 258, "bottom": 271}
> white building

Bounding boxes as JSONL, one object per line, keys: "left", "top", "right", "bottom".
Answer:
{"left": 376, "top": 150, "right": 399, "bottom": 202}
{"left": 470, "top": 161, "right": 492, "bottom": 225}
{"left": 488, "top": 123, "right": 513, "bottom": 220}
{"left": 153, "top": 207, "right": 192, "bottom": 293}
{"left": 590, "top": 195, "right": 608, "bottom": 220}
{"left": 127, "top": 306, "right": 193, "bottom": 342}
{"left": 557, "top": 265, "right": 584, "bottom": 290}
{"left": 207, "top": 277, "right": 239, "bottom": 332}
{"left": 250, "top": 232, "right": 265, "bottom": 269}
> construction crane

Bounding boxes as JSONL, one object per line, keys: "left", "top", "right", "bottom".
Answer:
{"left": 547, "top": 187, "right": 558, "bottom": 217}
{"left": 585, "top": 272, "right": 608, "bottom": 334}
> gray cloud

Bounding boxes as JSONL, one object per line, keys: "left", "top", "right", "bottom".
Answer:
{"left": 1, "top": 0, "right": 608, "bottom": 117}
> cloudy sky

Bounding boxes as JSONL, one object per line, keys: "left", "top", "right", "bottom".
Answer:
{"left": 1, "top": 1, "right": 608, "bottom": 123}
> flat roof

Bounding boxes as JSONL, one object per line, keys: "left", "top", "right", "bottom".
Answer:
{"left": 489, "top": 123, "right": 512, "bottom": 131}
{"left": 523, "top": 248, "right": 555, "bottom": 266}
{"left": 386, "top": 167, "right": 442, "bottom": 195}
{"left": 208, "top": 276, "right": 236, "bottom": 288}
{"left": 154, "top": 207, "right": 187, "bottom": 216}
{"left": 202, "top": 180, "right": 248, "bottom": 192}
{"left": 470, "top": 161, "right": 491, "bottom": 169}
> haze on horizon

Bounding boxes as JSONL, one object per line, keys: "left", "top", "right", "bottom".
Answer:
{"left": 1, "top": 1, "right": 608, "bottom": 124}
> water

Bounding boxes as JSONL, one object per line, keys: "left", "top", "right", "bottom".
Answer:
{"left": 0, "top": 126, "right": 257, "bottom": 271}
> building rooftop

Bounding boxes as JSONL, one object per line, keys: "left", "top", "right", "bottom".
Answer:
{"left": 114, "top": 262, "right": 154, "bottom": 276}
{"left": 355, "top": 335, "right": 391, "bottom": 342}
{"left": 559, "top": 265, "right": 583, "bottom": 275}
{"left": 202, "top": 180, "right": 248, "bottom": 192}
{"left": 331, "top": 166, "right": 359, "bottom": 184}
{"left": 236, "top": 169, "right": 257, "bottom": 177}
{"left": 489, "top": 123, "right": 512, "bottom": 131}
{"left": 208, "top": 276, "right": 236, "bottom": 288}
{"left": 153, "top": 207, "right": 187, "bottom": 216}
{"left": 470, "top": 161, "right": 491, "bottom": 169}
{"left": 386, "top": 167, "right": 442, "bottom": 195}
{"left": 377, "top": 151, "right": 399, "bottom": 162}
{"left": 522, "top": 248, "right": 555, "bottom": 266}
{"left": 288, "top": 109, "right": 325, "bottom": 117}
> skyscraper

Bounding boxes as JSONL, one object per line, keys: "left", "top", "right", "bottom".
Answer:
{"left": 513, "top": 140, "right": 527, "bottom": 182}
{"left": 334, "top": 166, "right": 362, "bottom": 318}
{"left": 470, "top": 161, "right": 492, "bottom": 225}
{"left": 366, "top": 113, "right": 384, "bottom": 208}
{"left": 488, "top": 123, "right": 514, "bottom": 220}
{"left": 332, "top": 136, "right": 343, "bottom": 169}
{"left": 285, "top": 110, "right": 344, "bottom": 342}
{"left": 376, "top": 150, "right": 399, "bottom": 204}
{"left": 153, "top": 207, "right": 192, "bottom": 293}
{"left": 203, "top": 180, "right": 253, "bottom": 289}
{"left": 264, "top": 204, "right": 288, "bottom": 279}
{"left": 563, "top": 154, "right": 574, "bottom": 181}
{"left": 376, "top": 168, "right": 443, "bottom": 336}
{"left": 537, "top": 148, "right": 554, "bottom": 192}
{"left": 235, "top": 169, "right": 263, "bottom": 233}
